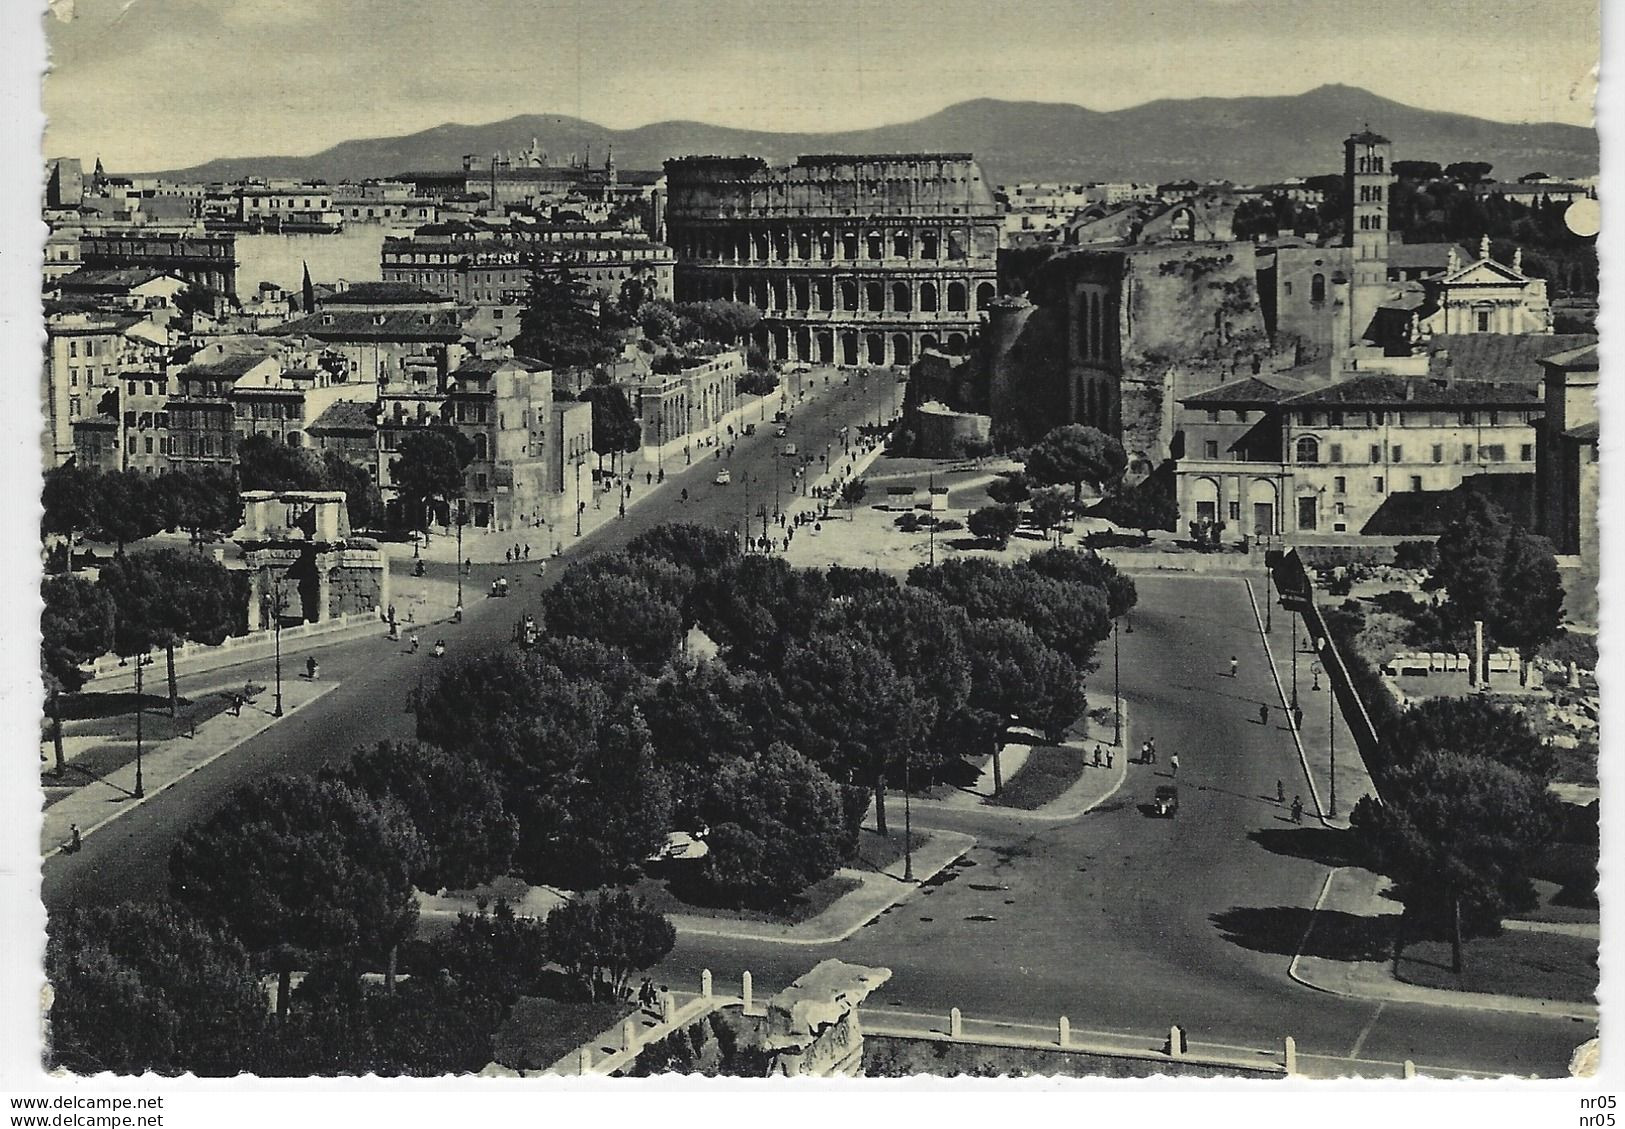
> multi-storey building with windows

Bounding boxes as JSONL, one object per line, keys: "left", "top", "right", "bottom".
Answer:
{"left": 1175, "top": 374, "right": 1543, "bottom": 540}
{"left": 663, "top": 154, "right": 1001, "bottom": 367}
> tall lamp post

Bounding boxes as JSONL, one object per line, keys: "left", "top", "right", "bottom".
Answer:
{"left": 455, "top": 500, "right": 465, "bottom": 609}
{"left": 1265, "top": 557, "right": 1273, "bottom": 633}
{"left": 270, "top": 578, "right": 285, "bottom": 718}
{"left": 902, "top": 751, "right": 914, "bottom": 882}
{"left": 1112, "top": 616, "right": 1122, "bottom": 747}
{"left": 1324, "top": 639, "right": 1337, "bottom": 818}
{"left": 1290, "top": 608, "right": 1299, "bottom": 712}
{"left": 133, "top": 653, "right": 145, "bottom": 799}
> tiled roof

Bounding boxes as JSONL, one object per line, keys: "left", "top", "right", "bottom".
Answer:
{"left": 1565, "top": 420, "right": 1600, "bottom": 442}
{"left": 1425, "top": 334, "right": 1598, "bottom": 384}
{"left": 1180, "top": 374, "right": 1312, "bottom": 407}
{"left": 323, "top": 282, "right": 453, "bottom": 305}
{"left": 1282, "top": 375, "right": 1542, "bottom": 408}
{"left": 1539, "top": 343, "right": 1599, "bottom": 370}
{"left": 269, "top": 309, "right": 469, "bottom": 342}
{"left": 309, "top": 399, "right": 376, "bottom": 433}
{"left": 57, "top": 267, "right": 172, "bottom": 291}
{"left": 183, "top": 353, "right": 275, "bottom": 378}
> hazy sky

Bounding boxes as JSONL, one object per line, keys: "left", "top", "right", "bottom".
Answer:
{"left": 44, "top": 0, "right": 1600, "bottom": 170}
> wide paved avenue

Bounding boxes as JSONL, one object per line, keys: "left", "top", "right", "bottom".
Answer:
{"left": 655, "top": 575, "right": 1591, "bottom": 1078}
{"left": 40, "top": 368, "right": 878, "bottom": 912}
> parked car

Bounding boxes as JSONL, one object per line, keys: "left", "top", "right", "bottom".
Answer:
{"left": 714, "top": 469, "right": 732, "bottom": 485}
{"left": 1151, "top": 785, "right": 1179, "bottom": 817}
{"left": 775, "top": 426, "right": 788, "bottom": 438}
{"left": 743, "top": 423, "right": 757, "bottom": 436}
{"left": 782, "top": 443, "right": 798, "bottom": 457}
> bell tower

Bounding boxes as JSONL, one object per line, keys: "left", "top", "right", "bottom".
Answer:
{"left": 1343, "top": 127, "right": 1394, "bottom": 347}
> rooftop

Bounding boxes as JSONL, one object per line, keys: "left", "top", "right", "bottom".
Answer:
{"left": 323, "top": 282, "right": 454, "bottom": 306}
{"left": 1283, "top": 375, "right": 1542, "bottom": 409}
{"left": 1425, "top": 334, "right": 1599, "bottom": 384}
{"left": 270, "top": 308, "right": 469, "bottom": 342}
{"left": 1180, "top": 374, "right": 1312, "bottom": 407}
{"left": 308, "top": 399, "right": 376, "bottom": 433}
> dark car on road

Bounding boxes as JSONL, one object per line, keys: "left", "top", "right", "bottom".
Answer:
{"left": 1151, "top": 785, "right": 1179, "bottom": 817}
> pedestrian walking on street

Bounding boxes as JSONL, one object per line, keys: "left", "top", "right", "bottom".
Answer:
{"left": 505, "top": 548, "right": 513, "bottom": 563}
{"left": 1292, "top": 704, "right": 1303, "bottom": 730}
{"left": 1230, "top": 656, "right": 1238, "bottom": 678}
{"left": 1259, "top": 703, "right": 1270, "bottom": 726}
{"left": 1147, "top": 737, "right": 1157, "bottom": 763}
{"left": 646, "top": 471, "right": 653, "bottom": 486}
{"left": 1170, "top": 753, "right": 1180, "bottom": 777}
{"left": 1291, "top": 796, "right": 1304, "bottom": 824}
{"left": 68, "top": 824, "right": 81, "bottom": 853}
{"left": 1106, "top": 748, "right": 1114, "bottom": 769}
{"left": 524, "top": 544, "right": 531, "bottom": 561}
{"left": 1093, "top": 746, "right": 1103, "bottom": 768}
{"left": 1276, "top": 779, "right": 1285, "bottom": 803}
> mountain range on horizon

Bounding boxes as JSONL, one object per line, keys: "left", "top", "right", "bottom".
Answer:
{"left": 135, "top": 84, "right": 1597, "bottom": 187}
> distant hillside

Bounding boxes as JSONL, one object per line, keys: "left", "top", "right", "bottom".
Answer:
{"left": 142, "top": 85, "right": 1596, "bottom": 186}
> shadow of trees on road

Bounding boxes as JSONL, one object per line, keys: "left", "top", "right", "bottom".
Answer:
{"left": 1247, "top": 826, "right": 1364, "bottom": 868}
{"left": 1210, "top": 905, "right": 1395, "bottom": 960}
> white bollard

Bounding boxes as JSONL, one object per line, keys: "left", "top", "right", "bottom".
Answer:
{"left": 1169, "top": 1025, "right": 1184, "bottom": 1059}
{"left": 1059, "top": 1016, "right": 1070, "bottom": 1048}
{"left": 701, "top": 969, "right": 713, "bottom": 999}
{"left": 1403, "top": 1059, "right": 1416, "bottom": 1079}
{"left": 1283, "top": 1036, "right": 1297, "bottom": 1076}
{"left": 949, "top": 1007, "right": 963, "bottom": 1038}
{"left": 742, "top": 971, "right": 753, "bottom": 1014}
{"left": 578, "top": 1046, "right": 592, "bottom": 1075}
{"left": 622, "top": 1018, "right": 638, "bottom": 1052}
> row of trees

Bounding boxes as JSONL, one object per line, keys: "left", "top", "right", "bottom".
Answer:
{"left": 411, "top": 524, "right": 1133, "bottom": 903}
{"left": 47, "top": 743, "right": 676, "bottom": 1075}
{"left": 41, "top": 553, "right": 244, "bottom": 770}
{"left": 43, "top": 464, "right": 240, "bottom": 561}
{"left": 41, "top": 433, "right": 385, "bottom": 565}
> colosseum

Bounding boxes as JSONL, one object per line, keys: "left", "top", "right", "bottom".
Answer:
{"left": 663, "top": 154, "right": 1001, "bottom": 367}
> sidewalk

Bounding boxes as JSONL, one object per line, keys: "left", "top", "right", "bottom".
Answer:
{"left": 385, "top": 387, "right": 793, "bottom": 568}
{"left": 1289, "top": 867, "right": 1598, "bottom": 1021}
{"left": 1245, "top": 578, "right": 1376, "bottom": 828}
{"left": 889, "top": 704, "right": 1131, "bottom": 824}
{"left": 41, "top": 677, "right": 335, "bottom": 856}
{"left": 420, "top": 827, "right": 975, "bottom": 946}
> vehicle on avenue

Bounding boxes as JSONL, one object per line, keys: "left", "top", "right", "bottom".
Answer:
{"left": 1151, "top": 785, "right": 1179, "bottom": 817}
{"left": 782, "top": 443, "right": 798, "bottom": 457}
{"left": 775, "top": 426, "right": 788, "bottom": 438}
{"left": 714, "top": 469, "right": 732, "bottom": 485}
{"left": 743, "top": 423, "right": 757, "bottom": 436}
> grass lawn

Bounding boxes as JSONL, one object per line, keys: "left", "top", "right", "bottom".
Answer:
{"left": 627, "top": 872, "right": 860, "bottom": 927}
{"left": 986, "top": 745, "right": 1082, "bottom": 810}
{"left": 624, "top": 826, "right": 911, "bottom": 926}
{"left": 492, "top": 995, "right": 635, "bottom": 1071}
{"left": 41, "top": 692, "right": 242, "bottom": 796}
{"left": 1396, "top": 930, "right": 1598, "bottom": 1004}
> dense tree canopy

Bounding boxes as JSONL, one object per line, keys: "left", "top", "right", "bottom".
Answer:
{"left": 330, "top": 741, "right": 519, "bottom": 894}
{"left": 697, "top": 743, "right": 848, "bottom": 905}
{"left": 516, "top": 268, "right": 621, "bottom": 371}
{"left": 967, "top": 504, "right": 1020, "bottom": 549}
{"left": 47, "top": 902, "right": 270, "bottom": 1076}
{"left": 545, "top": 889, "right": 676, "bottom": 1001}
{"left": 41, "top": 574, "right": 113, "bottom": 694}
{"left": 1025, "top": 424, "right": 1127, "bottom": 503}
{"left": 169, "top": 775, "right": 424, "bottom": 1013}
{"left": 389, "top": 430, "right": 472, "bottom": 534}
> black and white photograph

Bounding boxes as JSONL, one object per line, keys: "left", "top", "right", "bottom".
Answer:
{"left": 0, "top": 0, "right": 1613, "bottom": 1115}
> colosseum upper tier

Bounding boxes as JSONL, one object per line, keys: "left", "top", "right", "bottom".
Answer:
{"left": 663, "top": 154, "right": 1001, "bottom": 367}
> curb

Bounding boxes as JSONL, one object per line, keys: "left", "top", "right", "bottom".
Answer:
{"left": 896, "top": 701, "right": 1133, "bottom": 824}
{"left": 43, "top": 681, "right": 340, "bottom": 858}
{"left": 1287, "top": 867, "right": 1598, "bottom": 1021}
{"left": 1243, "top": 577, "right": 1339, "bottom": 829}
{"left": 665, "top": 829, "right": 976, "bottom": 945}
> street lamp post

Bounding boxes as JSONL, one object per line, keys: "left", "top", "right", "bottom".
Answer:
{"left": 574, "top": 456, "right": 583, "bottom": 536}
{"left": 271, "top": 579, "right": 284, "bottom": 718}
{"left": 133, "top": 654, "right": 145, "bottom": 799}
{"left": 903, "top": 751, "right": 914, "bottom": 882}
{"left": 1265, "top": 558, "right": 1273, "bottom": 633}
{"left": 1329, "top": 669, "right": 1337, "bottom": 818}
{"left": 1290, "top": 608, "right": 1299, "bottom": 711}
{"left": 1112, "top": 616, "right": 1122, "bottom": 747}
{"left": 455, "top": 502, "right": 464, "bottom": 610}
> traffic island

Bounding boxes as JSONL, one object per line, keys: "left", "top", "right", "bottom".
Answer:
{"left": 1288, "top": 867, "right": 1598, "bottom": 1020}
